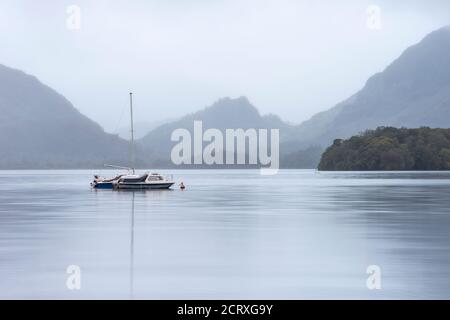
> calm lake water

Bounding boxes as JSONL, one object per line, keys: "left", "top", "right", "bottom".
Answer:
{"left": 1, "top": 169, "right": 450, "bottom": 299}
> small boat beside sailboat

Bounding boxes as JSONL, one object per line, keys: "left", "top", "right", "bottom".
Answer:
{"left": 91, "top": 92, "right": 175, "bottom": 190}
{"left": 91, "top": 174, "right": 123, "bottom": 189}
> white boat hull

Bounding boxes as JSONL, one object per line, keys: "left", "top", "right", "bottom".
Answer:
{"left": 115, "top": 181, "right": 175, "bottom": 190}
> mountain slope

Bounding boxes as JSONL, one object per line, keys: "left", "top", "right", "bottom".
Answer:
{"left": 0, "top": 64, "right": 130, "bottom": 168}
{"left": 140, "top": 26, "right": 450, "bottom": 168}
{"left": 140, "top": 96, "right": 298, "bottom": 165}
{"left": 290, "top": 26, "right": 450, "bottom": 148}
{"left": 4, "top": 26, "right": 449, "bottom": 169}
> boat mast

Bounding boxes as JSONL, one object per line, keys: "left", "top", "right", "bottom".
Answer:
{"left": 129, "top": 92, "right": 135, "bottom": 174}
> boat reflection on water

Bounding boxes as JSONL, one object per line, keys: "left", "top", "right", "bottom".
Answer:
{"left": 129, "top": 192, "right": 135, "bottom": 299}
{"left": 122, "top": 188, "right": 175, "bottom": 299}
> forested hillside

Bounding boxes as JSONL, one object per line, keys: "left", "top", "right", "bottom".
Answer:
{"left": 318, "top": 127, "right": 450, "bottom": 171}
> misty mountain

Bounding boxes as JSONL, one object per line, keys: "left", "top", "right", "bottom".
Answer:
{"left": 141, "top": 96, "right": 293, "bottom": 142}
{"left": 139, "top": 96, "right": 300, "bottom": 166}
{"left": 116, "top": 119, "right": 177, "bottom": 140}
{"left": 0, "top": 64, "right": 131, "bottom": 168}
{"left": 140, "top": 26, "right": 450, "bottom": 168}
{"left": 289, "top": 26, "right": 450, "bottom": 148}
{"left": 2, "top": 26, "right": 450, "bottom": 169}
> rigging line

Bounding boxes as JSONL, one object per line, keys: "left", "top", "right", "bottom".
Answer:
{"left": 97, "top": 102, "right": 128, "bottom": 173}
{"left": 111, "top": 103, "right": 128, "bottom": 136}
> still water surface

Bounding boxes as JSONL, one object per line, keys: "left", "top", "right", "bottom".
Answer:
{"left": 1, "top": 170, "right": 450, "bottom": 299}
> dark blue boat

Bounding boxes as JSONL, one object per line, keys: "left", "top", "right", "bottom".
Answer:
{"left": 92, "top": 181, "right": 114, "bottom": 189}
{"left": 91, "top": 174, "right": 124, "bottom": 189}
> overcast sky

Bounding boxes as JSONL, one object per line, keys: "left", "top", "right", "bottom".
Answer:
{"left": 0, "top": 0, "right": 449, "bottom": 132}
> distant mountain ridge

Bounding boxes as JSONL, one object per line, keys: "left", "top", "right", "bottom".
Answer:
{"left": 0, "top": 64, "right": 131, "bottom": 168}
{"left": 2, "top": 26, "right": 450, "bottom": 169}
{"left": 140, "top": 26, "right": 450, "bottom": 167}
{"left": 138, "top": 97, "right": 302, "bottom": 166}
{"left": 140, "top": 96, "right": 295, "bottom": 156}
{"left": 116, "top": 119, "right": 178, "bottom": 140}
{"left": 288, "top": 26, "right": 450, "bottom": 148}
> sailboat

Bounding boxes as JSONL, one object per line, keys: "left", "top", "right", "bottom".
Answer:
{"left": 91, "top": 93, "right": 175, "bottom": 190}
